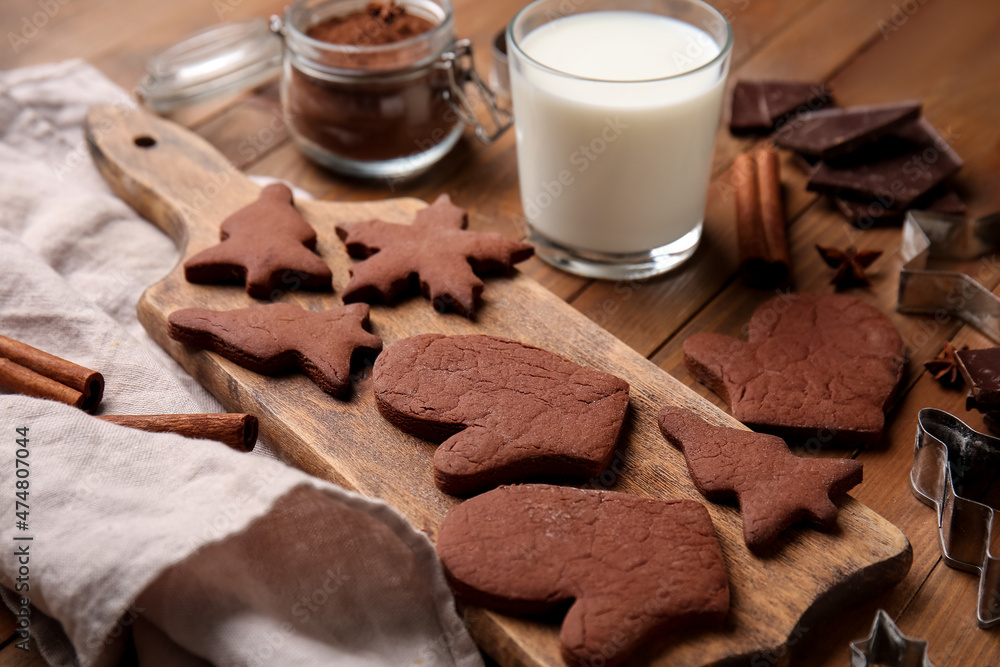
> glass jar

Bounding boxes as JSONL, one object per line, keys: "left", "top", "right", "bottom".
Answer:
{"left": 139, "top": 0, "right": 510, "bottom": 181}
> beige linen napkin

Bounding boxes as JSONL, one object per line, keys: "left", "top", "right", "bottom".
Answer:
{"left": 0, "top": 59, "right": 482, "bottom": 667}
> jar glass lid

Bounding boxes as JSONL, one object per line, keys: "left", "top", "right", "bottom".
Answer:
{"left": 138, "top": 19, "right": 283, "bottom": 113}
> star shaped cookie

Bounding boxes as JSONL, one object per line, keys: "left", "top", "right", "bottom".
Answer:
{"left": 658, "top": 406, "right": 863, "bottom": 551}
{"left": 167, "top": 302, "right": 381, "bottom": 397}
{"left": 335, "top": 194, "right": 533, "bottom": 317}
{"left": 184, "top": 183, "right": 333, "bottom": 299}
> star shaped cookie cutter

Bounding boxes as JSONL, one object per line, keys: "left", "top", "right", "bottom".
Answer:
{"left": 910, "top": 408, "right": 1000, "bottom": 628}
{"left": 898, "top": 210, "right": 1000, "bottom": 342}
{"left": 849, "top": 609, "right": 934, "bottom": 667}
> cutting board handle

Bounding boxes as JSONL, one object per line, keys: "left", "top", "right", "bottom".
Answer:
{"left": 85, "top": 104, "right": 264, "bottom": 253}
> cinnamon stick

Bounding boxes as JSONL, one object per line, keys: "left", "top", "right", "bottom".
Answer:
{"left": 0, "top": 335, "right": 104, "bottom": 410}
{"left": 0, "top": 358, "right": 85, "bottom": 408}
{"left": 735, "top": 148, "right": 790, "bottom": 287}
{"left": 97, "top": 413, "right": 258, "bottom": 452}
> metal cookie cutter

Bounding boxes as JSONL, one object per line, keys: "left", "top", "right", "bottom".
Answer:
{"left": 849, "top": 609, "right": 934, "bottom": 667}
{"left": 911, "top": 408, "right": 1000, "bottom": 627}
{"left": 898, "top": 210, "right": 1000, "bottom": 343}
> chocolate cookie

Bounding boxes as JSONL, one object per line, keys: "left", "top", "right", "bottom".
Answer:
{"left": 659, "top": 406, "right": 863, "bottom": 550}
{"left": 336, "top": 194, "right": 533, "bottom": 317}
{"left": 683, "top": 293, "right": 904, "bottom": 444}
{"left": 436, "top": 484, "right": 729, "bottom": 666}
{"left": 372, "top": 334, "right": 629, "bottom": 495}
{"left": 184, "top": 184, "right": 333, "bottom": 299}
{"left": 168, "top": 302, "right": 381, "bottom": 397}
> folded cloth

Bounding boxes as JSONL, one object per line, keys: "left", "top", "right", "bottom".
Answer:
{"left": 0, "top": 60, "right": 482, "bottom": 667}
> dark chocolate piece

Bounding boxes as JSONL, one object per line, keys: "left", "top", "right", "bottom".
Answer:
{"left": 774, "top": 100, "right": 921, "bottom": 159}
{"left": 659, "top": 406, "right": 863, "bottom": 550}
{"left": 167, "top": 302, "right": 381, "bottom": 397}
{"left": 730, "top": 80, "right": 832, "bottom": 133}
{"left": 436, "top": 484, "right": 729, "bottom": 666}
{"left": 372, "top": 334, "right": 629, "bottom": 495}
{"left": 336, "top": 194, "right": 533, "bottom": 317}
{"left": 683, "top": 293, "right": 905, "bottom": 444}
{"left": 833, "top": 185, "right": 965, "bottom": 227}
{"left": 807, "top": 118, "right": 963, "bottom": 208}
{"left": 956, "top": 347, "right": 1000, "bottom": 412}
{"left": 184, "top": 184, "right": 333, "bottom": 299}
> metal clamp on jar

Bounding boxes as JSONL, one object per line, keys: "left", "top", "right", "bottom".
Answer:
{"left": 138, "top": 0, "right": 512, "bottom": 180}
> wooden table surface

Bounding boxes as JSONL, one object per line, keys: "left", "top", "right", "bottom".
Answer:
{"left": 2, "top": 0, "right": 999, "bottom": 664}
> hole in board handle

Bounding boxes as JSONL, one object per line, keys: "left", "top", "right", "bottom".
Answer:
{"left": 134, "top": 136, "right": 157, "bottom": 148}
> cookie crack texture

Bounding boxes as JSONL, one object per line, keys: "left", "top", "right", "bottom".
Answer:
{"left": 683, "top": 292, "right": 903, "bottom": 444}
{"left": 183, "top": 183, "right": 333, "bottom": 299}
{"left": 659, "top": 406, "right": 863, "bottom": 550}
{"left": 335, "top": 194, "right": 533, "bottom": 317}
{"left": 373, "top": 334, "right": 629, "bottom": 495}
{"left": 167, "top": 302, "right": 381, "bottom": 397}
{"left": 436, "top": 484, "right": 729, "bottom": 666}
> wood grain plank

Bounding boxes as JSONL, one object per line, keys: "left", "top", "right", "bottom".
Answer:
{"left": 4, "top": 0, "right": 990, "bottom": 661}
{"left": 645, "top": 3, "right": 1000, "bottom": 657}
{"left": 650, "top": 0, "right": 1000, "bottom": 370}
{"left": 645, "top": 0, "right": 1000, "bottom": 646}
{"left": 0, "top": 0, "right": 289, "bottom": 132}
{"left": 568, "top": 0, "right": 935, "bottom": 357}
{"left": 190, "top": 82, "right": 288, "bottom": 170}
{"left": 86, "top": 102, "right": 910, "bottom": 667}
{"left": 0, "top": 0, "right": 286, "bottom": 82}
{"left": 240, "top": 0, "right": 841, "bottom": 306}
{"left": 795, "top": 316, "right": 1000, "bottom": 664}
{"left": 893, "top": 560, "right": 993, "bottom": 665}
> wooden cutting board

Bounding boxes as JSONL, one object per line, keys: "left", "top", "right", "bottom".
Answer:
{"left": 85, "top": 104, "right": 911, "bottom": 666}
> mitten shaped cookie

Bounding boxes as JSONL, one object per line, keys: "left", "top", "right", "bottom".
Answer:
{"left": 436, "top": 484, "right": 729, "bottom": 666}
{"left": 373, "top": 334, "right": 629, "bottom": 494}
{"left": 683, "top": 293, "right": 904, "bottom": 444}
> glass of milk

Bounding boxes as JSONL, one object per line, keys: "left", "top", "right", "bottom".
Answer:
{"left": 508, "top": 0, "right": 733, "bottom": 279}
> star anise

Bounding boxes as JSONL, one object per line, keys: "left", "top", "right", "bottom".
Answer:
{"left": 816, "top": 245, "right": 882, "bottom": 289}
{"left": 924, "top": 341, "right": 967, "bottom": 388}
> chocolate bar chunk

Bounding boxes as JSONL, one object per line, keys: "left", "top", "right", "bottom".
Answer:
{"left": 774, "top": 100, "right": 921, "bottom": 159}
{"left": 730, "top": 80, "right": 832, "bottom": 133}
{"left": 956, "top": 347, "right": 1000, "bottom": 412}
{"left": 833, "top": 185, "right": 965, "bottom": 228}
{"left": 807, "top": 118, "right": 963, "bottom": 208}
